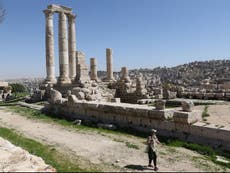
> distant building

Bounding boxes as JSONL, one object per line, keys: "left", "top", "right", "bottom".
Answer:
{"left": 0, "top": 81, "right": 9, "bottom": 88}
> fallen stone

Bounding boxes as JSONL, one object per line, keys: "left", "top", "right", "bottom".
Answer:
{"left": 0, "top": 137, "right": 56, "bottom": 172}
{"left": 49, "top": 89, "right": 62, "bottom": 104}
{"left": 72, "top": 119, "right": 81, "bottom": 125}
{"left": 181, "top": 100, "right": 194, "bottom": 112}
{"left": 97, "top": 123, "right": 117, "bottom": 130}
{"left": 76, "top": 91, "right": 85, "bottom": 100}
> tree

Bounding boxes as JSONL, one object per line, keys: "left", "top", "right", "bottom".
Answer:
{"left": 9, "top": 83, "right": 26, "bottom": 93}
{"left": 0, "top": 4, "right": 5, "bottom": 23}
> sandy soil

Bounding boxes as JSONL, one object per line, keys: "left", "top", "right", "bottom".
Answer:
{"left": 0, "top": 106, "right": 228, "bottom": 172}
{"left": 195, "top": 103, "right": 230, "bottom": 127}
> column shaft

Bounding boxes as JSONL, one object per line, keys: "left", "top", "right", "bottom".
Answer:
{"left": 44, "top": 9, "right": 56, "bottom": 84}
{"left": 106, "top": 48, "right": 114, "bottom": 81}
{"left": 90, "top": 58, "right": 97, "bottom": 80}
{"left": 68, "top": 14, "right": 77, "bottom": 80}
{"left": 58, "top": 12, "right": 71, "bottom": 84}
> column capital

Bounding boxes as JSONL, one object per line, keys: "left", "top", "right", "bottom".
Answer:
{"left": 68, "top": 13, "right": 77, "bottom": 22}
{"left": 43, "top": 9, "right": 54, "bottom": 18}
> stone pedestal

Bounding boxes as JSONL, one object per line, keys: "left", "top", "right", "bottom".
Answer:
{"left": 44, "top": 9, "right": 56, "bottom": 84}
{"left": 90, "top": 58, "right": 97, "bottom": 81}
{"left": 58, "top": 12, "right": 71, "bottom": 85}
{"left": 106, "top": 48, "right": 114, "bottom": 81}
{"left": 68, "top": 14, "right": 77, "bottom": 81}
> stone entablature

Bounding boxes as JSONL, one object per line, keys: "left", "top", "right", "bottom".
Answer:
{"left": 48, "top": 4, "right": 72, "bottom": 14}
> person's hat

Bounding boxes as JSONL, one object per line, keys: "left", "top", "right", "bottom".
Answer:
{"left": 151, "top": 129, "right": 157, "bottom": 133}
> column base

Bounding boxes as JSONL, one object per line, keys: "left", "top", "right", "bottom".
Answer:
{"left": 44, "top": 77, "right": 57, "bottom": 84}
{"left": 104, "top": 78, "right": 116, "bottom": 82}
{"left": 70, "top": 76, "right": 76, "bottom": 83}
{"left": 57, "top": 76, "right": 71, "bottom": 85}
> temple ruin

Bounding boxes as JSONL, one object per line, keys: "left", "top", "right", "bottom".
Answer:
{"left": 40, "top": 4, "right": 230, "bottom": 151}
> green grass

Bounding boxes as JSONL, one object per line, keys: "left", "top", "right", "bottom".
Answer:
{"left": 11, "top": 92, "right": 29, "bottom": 98}
{"left": 5, "top": 105, "right": 136, "bottom": 138}
{"left": 125, "top": 141, "right": 139, "bottom": 149}
{"left": 164, "top": 139, "right": 230, "bottom": 169}
{"left": 202, "top": 105, "right": 210, "bottom": 118}
{"left": 0, "top": 126, "right": 98, "bottom": 172}
{"left": 0, "top": 92, "right": 28, "bottom": 105}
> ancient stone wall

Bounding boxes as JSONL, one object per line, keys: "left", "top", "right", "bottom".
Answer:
{"left": 45, "top": 97, "right": 230, "bottom": 150}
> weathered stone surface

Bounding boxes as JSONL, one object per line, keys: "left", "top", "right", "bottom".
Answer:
{"left": 68, "top": 94, "right": 78, "bottom": 104}
{"left": 111, "top": 98, "right": 120, "bottom": 103}
{"left": 106, "top": 48, "right": 114, "bottom": 81}
{"left": 72, "top": 119, "right": 81, "bottom": 125}
{"left": 75, "top": 51, "right": 90, "bottom": 83}
{"left": 181, "top": 100, "right": 194, "bottom": 112}
{"left": 136, "top": 74, "right": 147, "bottom": 95}
{"left": 163, "top": 89, "right": 177, "bottom": 99}
{"left": 148, "top": 109, "right": 173, "bottom": 120}
{"left": 85, "top": 94, "right": 95, "bottom": 101}
{"left": 48, "top": 4, "right": 72, "bottom": 14}
{"left": 97, "top": 123, "right": 117, "bottom": 130}
{"left": 0, "top": 137, "right": 56, "bottom": 172}
{"left": 58, "top": 12, "right": 71, "bottom": 84}
{"left": 120, "top": 67, "right": 130, "bottom": 82}
{"left": 76, "top": 91, "right": 85, "bottom": 100}
{"left": 173, "top": 110, "right": 201, "bottom": 124}
{"left": 68, "top": 13, "right": 77, "bottom": 80}
{"left": 90, "top": 58, "right": 98, "bottom": 81}
{"left": 43, "top": 9, "right": 56, "bottom": 84}
{"left": 155, "top": 99, "right": 166, "bottom": 110}
{"left": 91, "top": 82, "right": 98, "bottom": 87}
{"left": 135, "top": 108, "right": 148, "bottom": 118}
{"left": 49, "top": 88, "right": 62, "bottom": 104}
{"left": 82, "top": 88, "right": 91, "bottom": 95}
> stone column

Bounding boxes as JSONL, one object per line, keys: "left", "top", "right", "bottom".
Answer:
{"left": 90, "top": 58, "right": 97, "bottom": 81}
{"left": 136, "top": 74, "right": 146, "bottom": 95}
{"left": 58, "top": 12, "right": 71, "bottom": 84}
{"left": 68, "top": 14, "right": 77, "bottom": 81}
{"left": 44, "top": 9, "right": 56, "bottom": 84}
{"left": 106, "top": 48, "right": 114, "bottom": 81}
{"left": 121, "top": 67, "right": 129, "bottom": 80}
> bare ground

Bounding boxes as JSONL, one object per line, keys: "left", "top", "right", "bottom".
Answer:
{"left": 0, "top": 106, "right": 229, "bottom": 172}
{"left": 195, "top": 102, "right": 230, "bottom": 127}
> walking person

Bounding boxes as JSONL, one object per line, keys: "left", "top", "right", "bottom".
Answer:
{"left": 146, "top": 129, "right": 161, "bottom": 171}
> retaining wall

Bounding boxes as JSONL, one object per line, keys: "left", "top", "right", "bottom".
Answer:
{"left": 45, "top": 96, "right": 230, "bottom": 150}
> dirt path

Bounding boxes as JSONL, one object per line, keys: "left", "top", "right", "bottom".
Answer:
{"left": 0, "top": 106, "right": 228, "bottom": 172}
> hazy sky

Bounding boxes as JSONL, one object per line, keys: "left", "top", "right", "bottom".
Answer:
{"left": 0, "top": 0, "right": 230, "bottom": 79}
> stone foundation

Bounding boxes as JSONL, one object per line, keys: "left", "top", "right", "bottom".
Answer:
{"left": 45, "top": 97, "right": 230, "bottom": 150}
